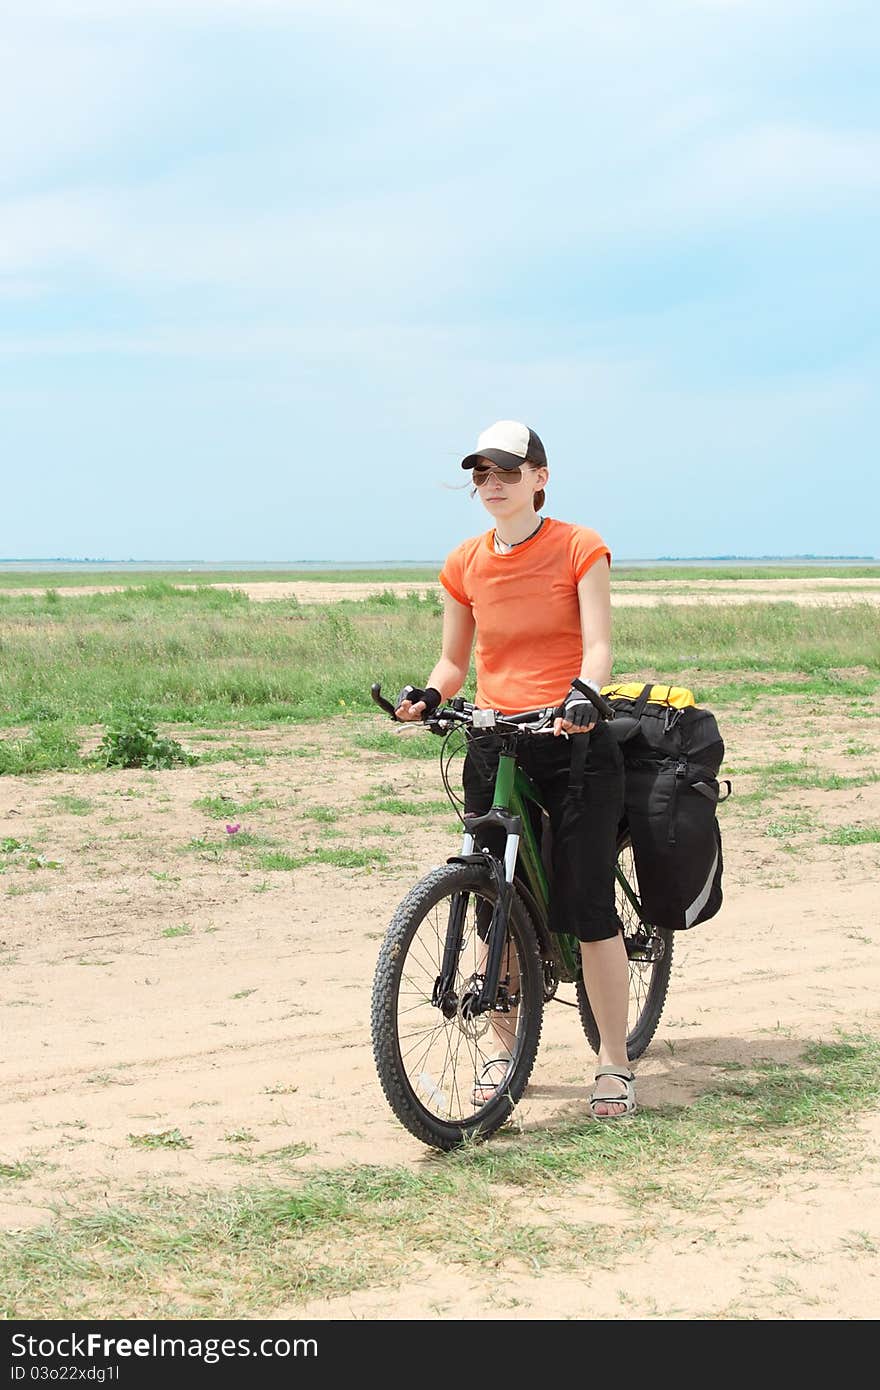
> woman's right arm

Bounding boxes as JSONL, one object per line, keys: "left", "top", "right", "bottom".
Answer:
{"left": 396, "top": 591, "right": 475, "bottom": 720}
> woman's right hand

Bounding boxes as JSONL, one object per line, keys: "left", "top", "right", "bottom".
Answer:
{"left": 395, "top": 685, "right": 441, "bottom": 721}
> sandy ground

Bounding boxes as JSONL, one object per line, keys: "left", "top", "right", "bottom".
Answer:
{"left": 3, "top": 577, "right": 880, "bottom": 606}
{"left": 2, "top": 689, "right": 879, "bottom": 1320}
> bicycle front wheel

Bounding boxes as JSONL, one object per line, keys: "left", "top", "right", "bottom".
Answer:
{"left": 576, "top": 834, "right": 673, "bottom": 1061}
{"left": 371, "top": 862, "right": 544, "bottom": 1150}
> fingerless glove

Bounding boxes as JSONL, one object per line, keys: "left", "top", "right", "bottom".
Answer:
{"left": 556, "top": 679, "right": 600, "bottom": 727}
{"left": 396, "top": 685, "right": 442, "bottom": 718}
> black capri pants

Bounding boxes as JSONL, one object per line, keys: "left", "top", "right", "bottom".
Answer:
{"left": 462, "top": 722, "right": 625, "bottom": 943}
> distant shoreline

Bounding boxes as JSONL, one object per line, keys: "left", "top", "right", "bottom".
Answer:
{"left": 0, "top": 555, "right": 876, "bottom": 573}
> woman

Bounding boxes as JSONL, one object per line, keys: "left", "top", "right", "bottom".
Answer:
{"left": 395, "top": 420, "right": 634, "bottom": 1119}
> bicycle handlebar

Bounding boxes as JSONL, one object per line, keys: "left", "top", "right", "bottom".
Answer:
{"left": 369, "top": 681, "right": 616, "bottom": 731}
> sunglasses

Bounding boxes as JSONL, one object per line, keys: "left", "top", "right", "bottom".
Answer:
{"left": 472, "top": 465, "right": 523, "bottom": 487}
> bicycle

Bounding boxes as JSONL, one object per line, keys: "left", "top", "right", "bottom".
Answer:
{"left": 369, "top": 682, "right": 673, "bottom": 1150}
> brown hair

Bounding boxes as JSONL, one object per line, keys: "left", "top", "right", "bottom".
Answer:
{"left": 530, "top": 463, "right": 545, "bottom": 512}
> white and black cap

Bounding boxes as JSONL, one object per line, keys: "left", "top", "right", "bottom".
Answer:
{"left": 461, "top": 419, "right": 548, "bottom": 471}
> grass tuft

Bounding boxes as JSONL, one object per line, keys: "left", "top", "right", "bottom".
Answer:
{"left": 821, "top": 825, "right": 880, "bottom": 846}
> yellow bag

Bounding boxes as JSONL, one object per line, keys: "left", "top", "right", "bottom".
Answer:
{"left": 601, "top": 682, "right": 696, "bottom": 710}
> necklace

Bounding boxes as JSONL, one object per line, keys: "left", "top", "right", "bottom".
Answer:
{"left": 493, "top": 517, "right": 544, "bottom": 553}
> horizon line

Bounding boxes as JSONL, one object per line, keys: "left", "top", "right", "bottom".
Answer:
{"left": 1, "top": 554, "right": 876, "bottom": 566}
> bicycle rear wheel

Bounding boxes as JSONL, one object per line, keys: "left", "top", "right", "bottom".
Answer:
{"left": 576, "top": 833, "right": 673, "bottom": 1061}
{"left": 371, "top": 862, "right": 544, "bottom": 1150}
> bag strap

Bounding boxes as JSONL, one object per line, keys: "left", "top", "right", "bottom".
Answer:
{"left": 632, "top": 683, "right": 654, "bottom": 720}
{"left": 693, "top": 778, "right": 733, "bottom": 802}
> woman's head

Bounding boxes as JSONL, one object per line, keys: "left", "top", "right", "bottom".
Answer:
{"left": 461, "top": 420, "right": 548, "bottom": 515}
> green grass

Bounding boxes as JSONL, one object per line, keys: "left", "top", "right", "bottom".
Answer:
{"left": 0, "top": 1161, "right": 33, "bottom": 1181}
{"left": 2, "top": 1035, "right": 876, "bottom": 1317}
{"left": 127, "top": 1128, "right": 192, "bottom": 1150}
{"left": 1, "top": 838, "right": 62, "bottom": 871}
{"left": 2, "top": 564, "right": 876, "bottom": 591}
{"left": 49, "top": 794, "right": 94, "bottom": 815}
{"left": 2, "top": 587, "right": 877, "bottom": 764}
{"left": 765, "top": 814, "right": 814, "bottom": 839}
{"left": 0, "top": 723, "right": 83, "bottom": 775}
{"left": 613, "top": 566, "right": 880, "bottom": 582}
{"left": 821, "top": 826, "right": 880, "bottom": 845}
{"left": 693, "top": 673, "right": 880, "bottom": 707}
{"left": 364, "top": 796, "right": 452, "bottom": 816}
{"left": 192, "top": 793, "right": 278, "bottom": 818}
{"left": 0, "top": 568, "right": 443, "bottom": 589}
{"left": 256, "top": 847, "right": 388, "bottom": 872}
{"left": 733, "top": 763, "right": 880, "bottom": 809}
{"left": 185, "top": 831, "right": 278, "bottom": 855}
{"left": 354, "top": 730, "right": 448, "bottom": 760}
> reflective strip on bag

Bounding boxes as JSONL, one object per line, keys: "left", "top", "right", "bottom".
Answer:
{"left": 684, "top": 846, "right": 719, "bottom": 928}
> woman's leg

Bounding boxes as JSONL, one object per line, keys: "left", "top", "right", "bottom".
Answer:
{"left": 579, "top": 934, "right": 631, "bottom": 1116}
{"left": 532, "top": 727, "right": 633, "bottom": 1116}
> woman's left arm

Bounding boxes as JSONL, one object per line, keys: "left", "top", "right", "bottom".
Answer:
{"left": 576, "top": 557, "right": 613, "bottom": 691}
{"left": 555, "top": 559, "right": 613, "bottom": 736}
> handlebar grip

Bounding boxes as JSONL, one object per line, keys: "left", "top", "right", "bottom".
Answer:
{"left": 370, "top": 683, "right": 400, "bottom": 721}
{"left": 571, "top": 679, "right": 617, "bottom": 721}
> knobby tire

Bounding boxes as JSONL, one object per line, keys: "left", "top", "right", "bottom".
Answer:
{"left": 371, "top": 862, "right": 544, "bottom": 1150}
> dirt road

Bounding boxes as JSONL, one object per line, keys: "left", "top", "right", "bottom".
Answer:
{"left": 4, "top": 577, "right": 880, "bottom": 605}
{"left": 2, "top": 695, "right": 879, "bottom": 1318}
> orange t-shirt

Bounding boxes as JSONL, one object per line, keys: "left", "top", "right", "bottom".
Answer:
{"left": 438, "top": 517, "right": 611, "bottom": 713}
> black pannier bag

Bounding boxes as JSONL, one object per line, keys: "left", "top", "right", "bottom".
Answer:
{"left": 602, "top": 683, "right": 731, "bottom": 931}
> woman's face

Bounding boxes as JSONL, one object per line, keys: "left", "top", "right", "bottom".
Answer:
{"left": 473, "top": 461, "right": 547, "bottom": 517}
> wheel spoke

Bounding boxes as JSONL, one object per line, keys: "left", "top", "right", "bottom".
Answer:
{"left": 372, "top": 866, "right": 543, "bottom": 1144}
{"left": 410, "top": 922, "right": 514, "bottom": 1121}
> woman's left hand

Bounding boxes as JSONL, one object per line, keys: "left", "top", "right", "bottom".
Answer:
{"left": 553, "top": 684, "right": 597, "bottom": 737}
{"left": 553, "top": 714, "right": 596, "bottom": 736}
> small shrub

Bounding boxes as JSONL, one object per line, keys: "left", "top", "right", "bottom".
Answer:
{"left": 95, "top": 702, "right": 198, "bottom": 771}
{"left": 127, "top": 1128, "right": 192, "bottom": 1150}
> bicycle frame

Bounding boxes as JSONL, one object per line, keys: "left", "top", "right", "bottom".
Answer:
{"left": 450, "top": 737, "right": 652, "bottom": 1012}
{"left": 454, "top": 743, "right": 581, "bottom": 997}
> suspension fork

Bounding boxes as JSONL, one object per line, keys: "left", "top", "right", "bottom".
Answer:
{"left": 462, "top": 816, "right": 523, "bottom": 1015}
{"left": 437, "top": 827, "right": 520, "bottom": 1012}
{"left": 433, "top": 886, "right": 470, "bottom": 1007}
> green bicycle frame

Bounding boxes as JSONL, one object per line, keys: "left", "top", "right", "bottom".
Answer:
{"left": 461, "top": 747, "right": 581, "bottom": 982}
{"left": 462, "top": 743, "right": 647, "bottom": 985}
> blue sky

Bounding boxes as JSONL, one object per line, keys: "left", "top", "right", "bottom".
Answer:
{"left": 1, "top": 0, "right": 878, "bottom": 562}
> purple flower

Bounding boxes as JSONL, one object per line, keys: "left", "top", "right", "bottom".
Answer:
{"left": 225, "top": 823, "right": 241, "bottom": 835}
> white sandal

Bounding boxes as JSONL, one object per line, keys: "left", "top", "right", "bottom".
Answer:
{"left": 472, "top": 1057, "right": 511, "bottom": 1107}
{"left": 590, "top": 1065, "right": 636, "bottom": 1119}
